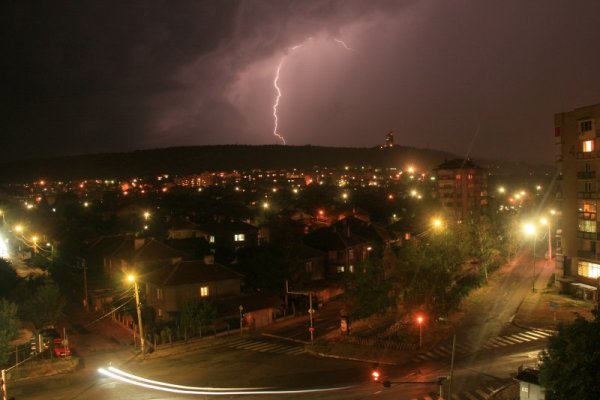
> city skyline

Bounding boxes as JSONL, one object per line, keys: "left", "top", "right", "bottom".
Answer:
{"left": 4, "top": 0, "right": 600, "bottom": 163}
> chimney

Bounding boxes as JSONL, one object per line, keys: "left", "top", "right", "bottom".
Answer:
{"left": 203, "top": 255, "right": 215, "bottom": 265}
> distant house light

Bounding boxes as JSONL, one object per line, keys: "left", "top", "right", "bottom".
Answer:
{"left": 200, "top": 286, "right": 209, "bottom": 297}
{"left": 234, "top": 234, "right": 245, "bottom": 242}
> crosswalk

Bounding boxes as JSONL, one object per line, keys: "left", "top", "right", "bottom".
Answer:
{"left": 223, "top": 337, "right": 306, "bottom": 356}
{"left": 412, "top": 329, "right": 553, "bottom": 362}
{"left": 409, "top": 378, "right": 512, "bottom": 400}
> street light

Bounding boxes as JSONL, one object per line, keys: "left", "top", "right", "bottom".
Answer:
{"left": 540, "top": 217, "right": 552, "bottom": 260}
{"left": 523, "top": 223, "right": 537, "bottom": 292}
{"left": 31, "top": 235, "right": 38, "bottom": 254}
{"left": 416, "top": 315, "right": 424, "bottom": 348}
{"left": 127, "top": 275, "right": 145, "bottom": 355}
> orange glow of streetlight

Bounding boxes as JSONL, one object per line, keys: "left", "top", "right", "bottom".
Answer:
{"left": 127, "top": 274, "right": 135, "bottom": 283}
{"left": 14, "top": 225, "right": 23, "bottom": 233}
{"left": 523, "top": 222, "right": 536, "bottom": 236}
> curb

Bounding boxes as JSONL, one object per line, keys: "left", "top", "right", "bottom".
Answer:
{"left": 260, "top": 333, "right": 308, "bottom": 345}
{"left": 305, "top": 348, "right": 401, "bottom": 366}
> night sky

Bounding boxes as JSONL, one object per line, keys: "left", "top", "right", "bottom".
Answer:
{"left": 4, "top": 0, "right": 600, "bottom": 164}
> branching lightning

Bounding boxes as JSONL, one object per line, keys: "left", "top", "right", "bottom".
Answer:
{"left": 334, "top": 38, "right": 354, "bottom": 51}
{"left": 271, "top": 38, "right": 353, "bottom": 145}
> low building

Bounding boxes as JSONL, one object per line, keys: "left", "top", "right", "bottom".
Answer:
{"left": 514, "top": 368, "right": 545, "bottom": 400}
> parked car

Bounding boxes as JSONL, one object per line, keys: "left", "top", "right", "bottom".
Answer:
{"left": 52, "top": 340, "right": 71, "bottom": 357}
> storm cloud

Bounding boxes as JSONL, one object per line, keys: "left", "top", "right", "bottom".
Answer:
{"left": 3, "top": 0, "right": 600, "bottom": 163}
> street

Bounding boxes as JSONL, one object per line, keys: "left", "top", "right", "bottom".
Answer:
{"left": 10, "top": 254, "right": 553, "bottom": 400}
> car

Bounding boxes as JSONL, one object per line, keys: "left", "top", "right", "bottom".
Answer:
{"left": 53, "top": 341, "right": 71, "bottom": 357}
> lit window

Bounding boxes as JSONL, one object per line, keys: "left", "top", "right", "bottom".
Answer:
{"left": 158, "top": 308, "right": 163, "bottom": 318}
{"left": 234, "top": 234, "right": 245, "bottom": 242}
{"left": 209, "top": 235, "right": 215, "bottom": 243}
{"left": 577, "top": 261, "right": 600, "bottom": 279}
{"left": 578, "top": 220, "right": 597, "bottom": 233}
{"left": 583, "top": 140, "right": 594, "bottom": 152}
{"left": 336, "top": 265, "right": 345, "bottom": 273}
{"left": 156, "top": 288, "right": 163, "bottom": 300}
{"left": 348, "top": 265, "right": 354, "bottom": 273}
{"left": 200, "top": 286, "right": 209, "bottom": 297}
{"left": 578, "top": 200, "right": 597, "bottom": 219}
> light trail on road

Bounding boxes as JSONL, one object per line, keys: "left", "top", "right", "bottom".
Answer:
{"left": 99, "top": 366, "right": 354, "bottom": 396}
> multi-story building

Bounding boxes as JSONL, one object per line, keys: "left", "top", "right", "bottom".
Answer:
{"left": 434, "top": 158, "right": 488, "bottom": 221}
{"left": 555, "top": 103, "right": 600, "bottom": 302}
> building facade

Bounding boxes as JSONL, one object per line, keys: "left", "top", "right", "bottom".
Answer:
{"left": 555, "top": 103, "right": 600, "bottom": 301}
{"left": 434, "top": 158, "right": 488, "bottom": 221}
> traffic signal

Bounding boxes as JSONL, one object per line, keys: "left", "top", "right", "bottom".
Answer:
{"left": 371, "top": 369, "right": 381, "bottom": 382}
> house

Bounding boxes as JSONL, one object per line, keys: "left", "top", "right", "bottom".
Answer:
{"left": 331, "top": 215, "right": 399, "bottom": 251}
{"left": 142, "top": 256, "right": 242, "bottom": 320}
{"left": 304, "top": 223, "right": 373, "bottom": 276}
{"left": 284, "top": 243, "right": 326, "bottom": 283}
{"left": 167, "top": 218, "right": 205, "bottom": 239}
{"left": 198, "top": 219, "right": 259, "bottom": 254}
{"left": 89, "top": 236, "right": 186, "bottom": 278}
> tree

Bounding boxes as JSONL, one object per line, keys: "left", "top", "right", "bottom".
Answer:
{"left": 395, "top": 226, "right": 470, "bottom": 316}
{"left": 21, "top": 281, "right": 66, "bottom": 329}
{"left": 343, "top": 257, "right": 391, "bottom": 318}
{"left": 538, "top": 312, "right": 600, "bottom": 400}
{"left": 180, "top": 299, "right": 217, "bottom": 338}
{"left": 0, "top": 259, "right": 19, "bottom": 299}
{"left": 0, "top": 299, "right": 20, "bottom": 366}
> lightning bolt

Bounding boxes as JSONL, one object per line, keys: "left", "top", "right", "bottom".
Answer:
{"left": 272, "top": 57, "right": 287, "bottom": 145}
{"left": 333, "top": 38, "right": 354, "bottom": 51}
{"left": 272, "top": 38, "right": 353, "bottom": 145}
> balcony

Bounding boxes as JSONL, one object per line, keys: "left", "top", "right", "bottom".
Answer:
{"left": 577, "top": 151, "right": 600, "bottom": 159}
{"left": 577, "top": 192, "right": 600, "bottom": 199}
{"left": 577, "top": 250, "right": 598, "bottom": 260}
{"left": 577, "top": 231, "right": 600, "bottom": 240}
{"left": 577, "top": 171, "right": 596, "bottom": 179}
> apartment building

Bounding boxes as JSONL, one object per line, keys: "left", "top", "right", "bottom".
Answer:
{"left": 555, "top": 103, "right": 600, "bottom": 302}
{"left": 434, "top": 158, "right": 488, "bottom": 221}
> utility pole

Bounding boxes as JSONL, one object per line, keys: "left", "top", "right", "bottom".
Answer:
{"left": 286, "top": 281, "right": 315, "bottom": 345}
{"left": 128, "top": 275, "right": 145, "bottom": 356}
{"left": 239, "top": 305, "right": 244, "bottom": 336}
{"left": 2, "top": 368, "right": 7, "bottom": 400}
{"left": 448, "top": 334, "right": 456, "bottom": 399}
{"left": 81, "top": 258, "right": 89, "bottom": 311}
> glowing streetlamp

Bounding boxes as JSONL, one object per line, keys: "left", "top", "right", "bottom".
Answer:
{"left": 540, "top": 217, "right": 552, "bottom": 260}
{"left": 31, "top": 235, "right": 38, "bottom": 254}
{"left": 432, "top": 218, "right": 444, "bottom": 230}
{"left": 14, "top": 225, "right": 23, "bottom": 234}
{"left": 416, "top": 315, "right": 424, "bottom": 348}
{"left": 127, "top": 275, "right": 145, "bottom": 355}
{"left": 523, "top": 223, "right": 537, "bottom": 292}
{"left": 143, "top": 211, "right": 151, "bottom": 220}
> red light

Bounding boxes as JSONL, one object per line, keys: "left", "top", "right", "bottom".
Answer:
{"left": 416, "top": 315, "right": 424, "bottom": 324}
{"left": 371, "top": 370, "right": 380, "bottom": 381}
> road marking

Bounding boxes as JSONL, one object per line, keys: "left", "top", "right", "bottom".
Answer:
{"left": 498, "top": 336, "right": 520, "bottom": 344}
{"left": 518, "top": 332, "right": 543, "bottom": 340}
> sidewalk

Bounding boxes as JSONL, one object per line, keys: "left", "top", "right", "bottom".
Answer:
{"left": 513, "top": 259, "right": 595, "bottom": 331}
